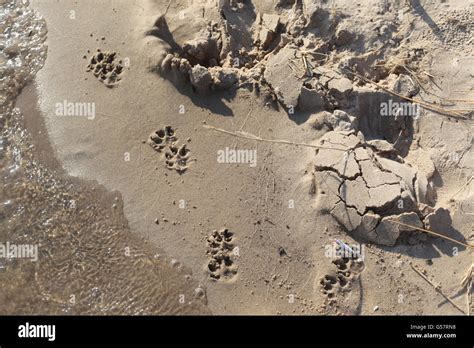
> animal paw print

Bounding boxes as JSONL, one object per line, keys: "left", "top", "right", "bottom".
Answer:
{"left": 206, "top": 229, "right": 238, "bottom": 281}
{"left": 165, "top": 144, "right": 190, "bottom": 173}
{"left": 148, "top": 126, "right": 191, "bottom": 173}
{"left": 320, "top": 257, "right": 364, "bottom": 299}
{"left": 148, "top": 125, "right": 177, "bottom": 152}
{"left": 86, "top": 49, "right": 124, "bottom": 87}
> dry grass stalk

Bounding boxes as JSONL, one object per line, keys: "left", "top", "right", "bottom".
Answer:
{"left": 410, "top": 263, "right": 466, "bottom": 314}
{"left": 460, "top": 264, "right": 473, "bottom": 315}
{"left": 386, "top": 219, "right": 474, "bottom": 250}
{"left": 203, "top": 125, "right": 348, "bottom": 151}
{"left": 449, "top": 176, "right": 473, "bottom": 201}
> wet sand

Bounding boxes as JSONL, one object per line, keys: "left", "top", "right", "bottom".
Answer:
{"left": 1, "top": 0, "right": 209, "bottom": 315}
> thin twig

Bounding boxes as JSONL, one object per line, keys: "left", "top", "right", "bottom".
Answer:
{"left": 468, "top": 280, "right": 472, "bottom": 316}
{"left": 239, "top": 103, "right": 253, "bottom": 131}
{"left": 385, "top": 219, "right": 473, "bottom": 249}
{"left": 410, "top": 263, "right": 466, "bottom": 314}
{"left": 449, "top": 176, "right": 473, "bottom": 200}
{"left": 461, "top": 264, "right": 473, "bottom": 316}
{"left": 203, "top": 125, "right": 349, "bottom": 151}
{"left": 164, "top": 0, "right": 172, "bottom": 15}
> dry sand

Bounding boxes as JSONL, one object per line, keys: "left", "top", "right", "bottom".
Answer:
{"left": 1, "top": 0, "right": 473, "bottom": 315}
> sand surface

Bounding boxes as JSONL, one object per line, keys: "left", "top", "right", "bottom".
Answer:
{"left": 1, "top": 0, "right": 473, "bottom": 315}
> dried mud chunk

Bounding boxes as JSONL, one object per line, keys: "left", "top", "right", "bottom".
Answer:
{"left": 314, "top": 170, "right": 343, "bottom": 212}
{"left": 319, "top": 131, "right": 361, "bottom": 150}
{"left": 330, "top": 201, "right": 362, "bottom": 232}
{"left": 262, "top": 13, "right": 280, "bottom": 32}
{"left": 339, "top": 176, "right": 370, "bottom": 214}
{"left": 258, "top": 13, "right": 280, "bottom": 49}
{"left": 314, "top": 132, "right": 361, "bottom": 179}
{"left": 395, "top": 212, "right": 425, "bottom": 245}
{"left": 399, "top": 212, "right": 425, "bottom": 240}
{"left": 307, "top": 112, "right": 332, "bottom": 131}
{"left": 190, "top": 64, "right": 212, "bottom": 94}
{"left": 353, "top": 147, "right": 371, "bottom": 161}
{"left": 371, "top": 217, "right": 399, "bottom": 246}
{"left": 210, "top": 67, "right": 239, "bottom": 90}
{"left": 367, "top": 184, "right": 401, "bottom": 211}
{"left": 373, "top": 212, "right": 422, "bottom": 246}
{"left": 298, "top": 86, "right": 324, "bottom": 112}
{"left": 405, "top": 148, "right": 436, "bottom": 180}
{"left": 263, "top": 45, "right": 303, "bottom": 109}
{"left": 315, "top": 148, "right": 360, "bottom": 179}
{"left": 415, "top": 171, "right": 433, "bottom": 205}
{"left": 367, "top": 139, "right": 398, "bottom": 155}
{"left": 182, "top": 24, "right": 222, "bottom": 67}
{"left": 355, "top": 212, "right": 381, "bottom": 237}
{"left": 423, "top": 207, "right": 452, "bottom": 232}
{"left": 360, "top": 160, "right": 400, "bottom": 188}
{"left": 326, "top": 110, "right": 357, "bottom": 132}
{"left": 377, "top": 157, "right": 417, "bottom": 196}
{"left": 418, "top": 203, "right": 435, "bottom": 218}
{"left": 161, "top": 53, "right": 174, "bottom": 71}
{"left": 388, "top": 73, "right": 420, "bottom": 98}
{"left": 328, "top": 77, "right": 353, "bottom": 96}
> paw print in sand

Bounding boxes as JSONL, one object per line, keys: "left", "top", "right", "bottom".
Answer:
{"left": 86, "top": 49, "right": 124, "bottom": 87}
{"left": 164, "top": 144, "right": 191, "bottom": 173}
{"left": 149, "top": 125, "right": 177, "bottom": 151}
{"left": 206, "top": 229, "right": 238, "bottom": 281}
{"left": 320, "top": 257, "right": 365, "bottom": 300}
{"left": 148, "top": 125, "right": 191, "bottom": 173}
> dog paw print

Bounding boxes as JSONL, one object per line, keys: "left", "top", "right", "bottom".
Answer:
{"left": 165, "top": 144, "right": 191, "bottom": 173}
{"left": 86, "top": 49, "right": 124, "bottom": 87}
{"left": 206, "top": 229, "right": 238, "bottom": 281}
{"left": 148, "top": 126, "right": 191, "bottom": 173}
{"left": 148, "top": 125, "right": 177, "bottom": 152}
{"left": 320, "top": 257, "right": 364, "bottom": 299}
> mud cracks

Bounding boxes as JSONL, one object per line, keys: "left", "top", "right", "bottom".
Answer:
{"left": 312, "top": 126, "right": 448, "bottom": 247}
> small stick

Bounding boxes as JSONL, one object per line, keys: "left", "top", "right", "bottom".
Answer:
{"left": 385, "top": 219, "right": 474, "bottom": 249}
{"left": 449, "top": 176, "right": 473, "bottom": 200}
{"left": 461, "top": 264, "right": 473, "bottom": 316}
{"left": 203, "top": 125, "right": 349, "bottom": 151}
{"left": 410, "top": 263, "right": 466, "bottom": 314}
{"left": 468, "top": 280, "right": 472, "bottom": 316}
{"left": 164, "top": 0, "right": 172, "bottom": 15}
{"left": 239, "top": 103, "right": 253, "bottom": 131}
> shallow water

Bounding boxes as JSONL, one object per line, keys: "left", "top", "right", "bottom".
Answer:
{"left": 0, "top": 0, "right": 209, "bottom": 315}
